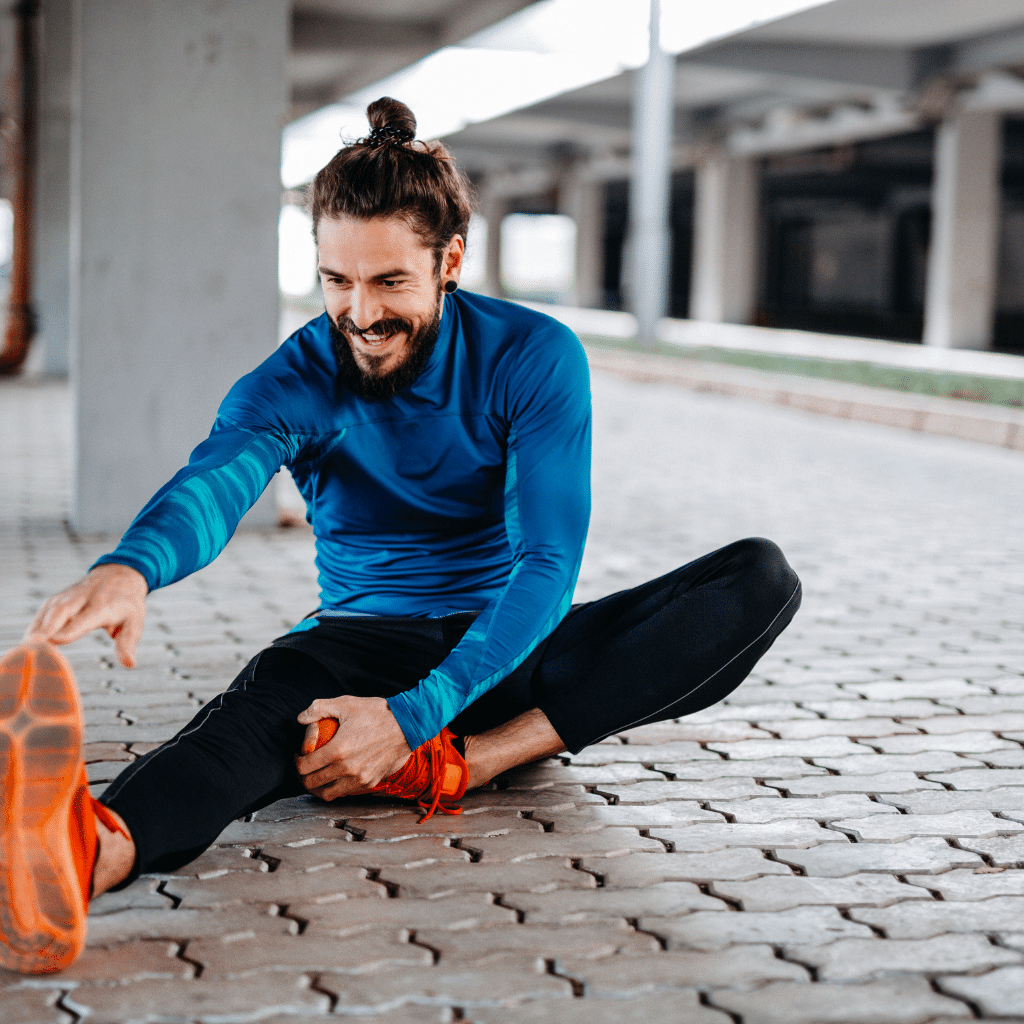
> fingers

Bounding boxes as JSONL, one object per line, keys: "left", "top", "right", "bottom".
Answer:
{"left": 23, "top": 591, "right": 87, "bottom": 644}
{"left": 300, "top": 722, "right": 321, "bottom": 757}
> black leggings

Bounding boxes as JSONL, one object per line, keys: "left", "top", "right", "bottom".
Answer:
{"left": 102, "top": 537, "right": 800, "bottom": 881}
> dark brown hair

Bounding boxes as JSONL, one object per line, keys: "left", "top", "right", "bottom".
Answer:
{"left": 308, "top": 97, "right": 475, "bottom": 271}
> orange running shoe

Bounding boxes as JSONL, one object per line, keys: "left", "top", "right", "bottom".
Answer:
{"left": 0, "top": 643, "right": 127, "bottom": 974}
{"left": 310, "top": 718, "right": 468, "bottom": 823}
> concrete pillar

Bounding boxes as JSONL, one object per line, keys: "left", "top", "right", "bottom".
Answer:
{"left": 481, "top": 190, "right": 508, "bottom": 299}
{"left": 71, "top": 0, "right": 288, "bottom": 533}
{"left": 561, "top": 172, "right": 604, "bottom": 308}
{"left": 689, "top": 152, "right": 759, "bottom": 324}
{"left": 627, "top": 0, "right": 674, "bottom": 344}
{"left": 32, "top": 0, "right": 72, "bottom": 377}
{"left": 923, "top": 108, "right": 1002, "bottom": 350}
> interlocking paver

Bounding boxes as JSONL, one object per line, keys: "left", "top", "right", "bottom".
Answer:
{"left": 417, "top": 921, "right": 660, "bottom": 961}
{"left": 711, "top": 977, "right": 970, "bottom": 1024}
{"left": 864, "top": 731, "right": 1017, "bottom": 754}
{"left": 598, "top": 778, "right": 778, "bottom": 803}
{"left": 774, "top": 837, "right": 983, "bottom": 876}
{"left": 959, "top": 833, "right": 1024, "bottom": 865}
{"left": 504, "top": 881, "right": 727, "bottom": 923}
{"left": 62, "top": 974, "right": 331, "bottom": 1022}
{"left": 84, "top": 905, "right": 300, "bottom": 946}
{"left": 0, "top": 988, "right": 70, "bottom": 1023}
{"left": 618, "top": 719, "right": 772, "bottom": 742}
{"left": 813, "top": 752, "right": 986, "bottom": 774}
{"left": 651, "top": 820, "right": 850, "bottom": 851}
{"left": 317, "top": 958, "right": 573, "bottom": 1010}
{"left": 712, "top": 872, "right": 930, "bottom": 911}
{"left": 851, "top": 896, "right": 1024, "bottom": 937}
{"left": 590, "top": 848, "right": 793, "bottom": 887}
{"left": 758, "top": 717, "right": 919, "bottom": 739}
{"left": 786, "top": 933, "right": 1023, "bottom": 980}
{"left": 803, "top": 699, "right": 959, "bottom": 719}
{"left": 707, "top": 794, "right": 898, "bottom": 823}
{"left": 905, "top": 712, "right": 1024, "bottom": 734}
{"left": 905, "top": 866, "right": 1024, "bottom": 899}
{"left": 565, "top": 741, "right": 718, "bottom": 764}
{"left": 764, "top": 771, "right": 944, "bottom": 797}
{"left": 643, "top": 905, "right": 874, "bottom": 950}
{"left": 497, "top": 762, "right": 667, "bottom": 787}
{"left": 294, "top": 893, "right": 519, "bottom": 935}
{"left": 925, "top": 767, "right": 1024, "bottom": 789}
{"left": 879, "top": 786, "right": 1024, "bottom": 814}
{"left": 185, "top": 930, "right": 432, "bottom": 976}
{"left": 655, "top": 757, "right": 828, "bottom": 780}
{"left": 163, "top": 865, "right": 388, "bottom": 907}
{"left": 466, "top": 991, "right": 733, "bottom": 1024}
{"left": 378, "top": 859, "right": 597, "bottom": 898}
{"left": 938, "top": 966, "right": 1024, "bottom": 1018}
{"left": 559, "top": 944, "right": 808, "bottom": 994}
{"left": 344, "top": 809, "right": 545, "bottom": 841}
{"left": 983, "top": 748, "right": 1024, "bottom": 768}
{"left": 530, "top": 803, "right": 724, "bottom": 832}
{"left": 832, "top": 809, "right": 1024, "bottom": 842}
{"left": 842, "top": 679, "right": 990, "bottom": 700}
{"left": 705, "top": 736, "right": 873, "bottom": 759}
{"left": 461, "top": 827, "right": 665, "bottom": 862}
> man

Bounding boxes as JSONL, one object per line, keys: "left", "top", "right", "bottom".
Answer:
{"left": 0, "top": 98, "right": 801, "bottom": 974}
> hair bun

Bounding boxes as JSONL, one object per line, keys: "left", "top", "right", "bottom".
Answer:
{"left": 366, "top": 97, "right": 416, "bottom": 137}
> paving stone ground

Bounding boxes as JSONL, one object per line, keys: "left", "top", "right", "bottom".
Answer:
{"left": 2, "top": 366, "right": 1024, "bottom": 1023}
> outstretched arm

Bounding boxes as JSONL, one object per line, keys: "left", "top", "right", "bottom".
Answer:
{"left": 27, "top": 422, "right": 299, "bottom": 665}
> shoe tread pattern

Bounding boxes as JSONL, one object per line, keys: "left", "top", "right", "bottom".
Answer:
{"left": 0, "top": 645, "right": 85, "bottom": 974}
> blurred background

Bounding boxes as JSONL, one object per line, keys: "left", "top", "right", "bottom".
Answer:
{"left": 2, "top": 0, "right": 1024, "bottom": 534}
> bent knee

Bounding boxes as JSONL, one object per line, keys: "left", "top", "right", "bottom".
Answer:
{"left": 734, "top": 537, "right": 801, "bottom": 607}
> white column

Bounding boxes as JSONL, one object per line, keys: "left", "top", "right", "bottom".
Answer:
{"left": 923, "top": 108, "right": 1002, "bottom": 350}
{"left": 561, "top": 172, "right": 604, "bottom": 308}
{"left": 689, "top": 152, "right": 759, "bottom": 324}
{"left": 71, "top": 0, "right": 288, "bottom": 533}
{"left": 32, "top": 0, "right": 73, "bottom": 377}
{"left": 481, "top": 191, "right": 508, "bottom": 299}
{"left": 627, "top": 0, "right": 673, "bottom": 344}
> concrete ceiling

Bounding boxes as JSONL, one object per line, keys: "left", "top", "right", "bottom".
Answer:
{"left": 289, "top": 0, "right": 541, "bottom": 118}
{"left": 442, "top": 0, "right": 1024, "bottom": 181}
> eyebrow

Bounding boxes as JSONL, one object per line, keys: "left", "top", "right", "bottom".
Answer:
{"left": 317, "top": 266, "right": 410, "bottom": 281}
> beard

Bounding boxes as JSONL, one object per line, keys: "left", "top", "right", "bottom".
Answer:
{"left": 329, "top": 290, "right": 443, "bottom": 402}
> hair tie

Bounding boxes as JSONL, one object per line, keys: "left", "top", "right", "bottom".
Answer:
{"left": 365, "top": 126, "right": 414, "bottom": 149}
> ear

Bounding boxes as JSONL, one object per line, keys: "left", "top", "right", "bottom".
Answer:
{"left": 442, "top": 234, "right": 465, "bottom": 283}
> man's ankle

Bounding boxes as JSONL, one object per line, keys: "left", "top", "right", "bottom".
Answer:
{"left": 91, "top": 809, "right": 135, "bottom": 898}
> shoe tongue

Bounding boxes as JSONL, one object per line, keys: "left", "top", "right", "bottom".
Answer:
{"left": 68, "top": 766, "right": 98, "bottom": 907}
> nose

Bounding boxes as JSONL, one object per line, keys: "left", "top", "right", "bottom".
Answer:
{"left": 346, "top": 284, "right": 385, "bottom": 331}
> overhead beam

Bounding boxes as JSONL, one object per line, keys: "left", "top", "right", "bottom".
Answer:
{"left": 291, "top": 13, "right": 440, "bottom": 53}
{"left": 684, "top": 40, "right": 917, "bottom": 92}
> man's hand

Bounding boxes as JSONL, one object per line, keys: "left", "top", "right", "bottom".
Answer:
{"left": 295, "top": 695, "right": 412, "bottom": 801}
{"left": 23, "top": 563, "right": 148, "bottom": 668}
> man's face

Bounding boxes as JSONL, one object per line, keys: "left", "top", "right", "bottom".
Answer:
{"left": 317, "top": 214, "right": 456, "bottom": 399}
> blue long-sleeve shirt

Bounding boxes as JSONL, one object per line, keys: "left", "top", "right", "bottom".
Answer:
{"left": 93, "top": 291, "right": 592, "bottom": 749}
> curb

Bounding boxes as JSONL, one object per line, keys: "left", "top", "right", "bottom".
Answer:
{"left": 584, "top": 345, "right": 1024, "bottom": 452}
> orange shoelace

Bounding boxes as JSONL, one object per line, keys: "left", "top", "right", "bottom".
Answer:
{"left": 311, "top": 719, "right": 467, "bottom": 823}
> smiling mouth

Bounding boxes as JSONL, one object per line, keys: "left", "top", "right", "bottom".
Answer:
{"left": 354, "top": 330, "right": 398, "bottom": 347}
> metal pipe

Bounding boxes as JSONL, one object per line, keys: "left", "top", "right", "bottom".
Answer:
{"left": 627, "top": 0, "right": 673, "bottom": 346}
{"left": 0, "top": 0, "right": 40, "bottom": 375}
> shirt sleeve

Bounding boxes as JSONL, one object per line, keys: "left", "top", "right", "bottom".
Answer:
{"left": 91, "top": 420, "right": 300, "bottom": 591}
{"left": 386, "top": 325, "right": 592, "bottom": 750}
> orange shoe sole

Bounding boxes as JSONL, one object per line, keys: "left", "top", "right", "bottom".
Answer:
{"left": 0, "top": 644, "right": 87, "bottom": 974}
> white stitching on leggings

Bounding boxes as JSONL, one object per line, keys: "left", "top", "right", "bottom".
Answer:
{"left": 101, "top": 652, "right": 262, "bottom": 805}
{"left": 584, "top": 580, "right": 803, "bottom": 747}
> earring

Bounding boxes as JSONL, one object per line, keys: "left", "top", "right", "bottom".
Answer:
{"left": 443, "top": 279, "right": 458, "bottom": 293}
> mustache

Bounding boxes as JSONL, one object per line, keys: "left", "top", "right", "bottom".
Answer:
{"left": 334, "top": 315, "right": 413, "bottom": 339}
